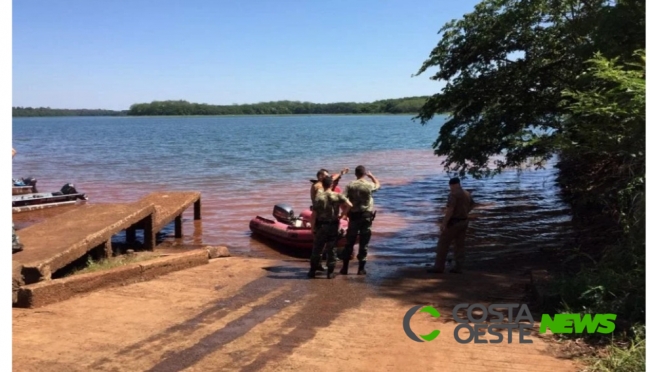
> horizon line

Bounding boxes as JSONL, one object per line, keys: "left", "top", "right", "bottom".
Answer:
{"left": 12, "top": 95, "right": 431, "bottom": 112}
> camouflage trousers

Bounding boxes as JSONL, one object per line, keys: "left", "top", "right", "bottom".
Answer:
{"left": 12, "top": 222, "right": 22, "bottom": 250}
{"left": 342, "top": 212, "right": 373, "bottom": 262}
{"left": 310, "top": 222, "right": 340, "bottom": 269}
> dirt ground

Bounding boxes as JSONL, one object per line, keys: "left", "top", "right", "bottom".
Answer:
{"left": 13, "top": 254, "right": 582, "bottom": 372}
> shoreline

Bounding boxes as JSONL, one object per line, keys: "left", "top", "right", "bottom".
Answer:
{"left": 12, "top": 113, "right": 427, "bottom": 119}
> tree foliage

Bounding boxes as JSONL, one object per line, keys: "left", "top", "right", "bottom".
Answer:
{"left": 127, "top": 97, "right": 429, "bottom": 116}
{"left": 415, "top": 0, "right": 645, "bottom": 340}
{"left": 415, "top": 0, "right": 644, "bottom": 177}
{"left": 552, "top": 50, "right": 645, "bottom": 328}
{"left": 13, "top": 97, "right": 429, "bottom": 117}
{"left": 558, "top": 51, "right": 645, "bottom": 237}
{"left": 12, "top": 107, "right": 127, "bottom": 117}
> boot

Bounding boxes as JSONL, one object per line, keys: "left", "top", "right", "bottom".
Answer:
{"left": 307, "top": 264, "right": 317, "bottom": 278}
{"left": 339, "top": 260, "right": 349, "bottom": 275}
{"left": 327, "top": 265, "right": 336, "bottom": 279}
{"left": 357, "top": 261, "right": 366, "bottom": 275}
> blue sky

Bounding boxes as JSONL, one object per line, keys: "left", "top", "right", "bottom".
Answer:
{"left": 13, "top": 0, "right": 479, "bottom": 110}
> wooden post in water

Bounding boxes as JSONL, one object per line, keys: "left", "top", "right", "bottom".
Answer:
{"left": 126, "top": 226, "right": 136, "bottom": 243}
{"left": 194, "top": 198, "right": 201, "bottom": 220}
{"left": 174, "top": 215, "right": 183, "bottom": 238}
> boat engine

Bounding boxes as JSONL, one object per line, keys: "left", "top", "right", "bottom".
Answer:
{"left": 22, "top": 176, "right": 37, "bottom": 187}
{"left": 272, "top": 204, "right": 295, "bottom": 224}
{"left": 60, "top": 183, "right": 78, "bottom": 195}
{"left": 13, "top": 176, "right": 38, "bottom": 192}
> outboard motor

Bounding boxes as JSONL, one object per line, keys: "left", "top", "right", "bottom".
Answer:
{"left": 23, "top": 176, "right": 37, "bottom": 192}
{"left": 272, "top": 204, "right": 294, "bottom": 224}
{"left": 22, "top": 176, "right": 37, "bottom": 187}
{"left": 61, "top": 183, "right": 78, "bottom": 195}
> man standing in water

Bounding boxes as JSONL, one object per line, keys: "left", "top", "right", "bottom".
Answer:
{"left": 429, "top": 177, "right": 474, "bottom": 273}
{"left": 309, "top": 176, "right": 352, "bottom": 279}
{"left": 340, "top": 165, "right": 380, "bottom": 275}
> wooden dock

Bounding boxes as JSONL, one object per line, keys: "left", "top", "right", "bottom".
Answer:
{"left": 12, "top": 190, "right": 203, "bottom": 306}
{"left": 13, "top": 203, "right": 156, "bottom": 285}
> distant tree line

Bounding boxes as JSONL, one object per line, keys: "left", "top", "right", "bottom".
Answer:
{"left": 12, "top": 107, "right": 127, "bottom": 117}
{"left": 127, "top": 96, "right": 428, "bottom": 116}
{"left": 12, "top": 96, "right": 429, "bottom": 117}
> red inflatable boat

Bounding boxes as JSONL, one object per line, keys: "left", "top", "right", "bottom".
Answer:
{"left": 249, "top": 203, "right": 348, "bottom": 251}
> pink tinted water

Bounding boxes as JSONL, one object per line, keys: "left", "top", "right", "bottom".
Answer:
{"left": 12, "top": 116, "right": 572, "bottom": 266}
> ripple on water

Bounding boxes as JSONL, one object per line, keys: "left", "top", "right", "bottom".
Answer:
{"left": 12, "top": 116, "right": 573, "bottom": 266}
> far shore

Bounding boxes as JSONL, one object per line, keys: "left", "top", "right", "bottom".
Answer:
{"left": 12, "top": 113, "right": 434, "bottom": 119}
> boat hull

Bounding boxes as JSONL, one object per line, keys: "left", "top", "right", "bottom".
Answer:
{"left": 12, "top": 192, "right": 89, "bottom": 212}
{"left": 249, "top": 210, "right": 348, "bottom": 251}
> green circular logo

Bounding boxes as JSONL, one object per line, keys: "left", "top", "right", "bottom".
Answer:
{"left": 403, "top": 305, "right": 441, "bottom": 342}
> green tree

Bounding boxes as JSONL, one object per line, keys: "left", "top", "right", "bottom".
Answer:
{"left": 558, "top": 50, "right": 645, "bottom": 243}
{"left": 414, "top": 0, "right": 644, "bottom": 177}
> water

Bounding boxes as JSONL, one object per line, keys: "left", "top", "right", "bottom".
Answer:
{"left": 12, "top": 115, "right": 572, "bottom": 265}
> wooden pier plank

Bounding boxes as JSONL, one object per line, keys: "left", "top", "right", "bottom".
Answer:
{"left": 13, "top": 203, "right": 156, "bottom": 284}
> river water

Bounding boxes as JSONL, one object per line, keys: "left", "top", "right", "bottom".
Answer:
{"left": 12, "top": 115, "right": 573, "bottom": 266}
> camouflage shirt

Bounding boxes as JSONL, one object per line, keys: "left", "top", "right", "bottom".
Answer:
{"left": 313, "top": 190, "right": 350, "bottom": 221}
{"left": 344, "top": 179, "right": 379, "bottom": 213}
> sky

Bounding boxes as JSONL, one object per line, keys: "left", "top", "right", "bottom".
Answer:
{"left": 12, "top": 0, "right": 479, "bottom": 110}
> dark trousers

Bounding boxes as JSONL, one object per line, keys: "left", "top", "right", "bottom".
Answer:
{"left": 342, "top": 212, "right": 373, "bottom": 262}
{"left": 311, "top": 222, "right": 340, "bottom": 268}
{"left": 434, "top": 220, "right": 469, "bottom": 270}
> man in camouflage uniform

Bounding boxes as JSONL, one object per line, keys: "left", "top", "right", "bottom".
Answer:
{"left": 309, "top": 176, "right": 352, "bottom": 279}
{"left": 12, "top": 148, "right": 23, "bottom": 253}
{"left": 340, "top": 165, "right": 380, "bottom": 275}
{"left": 310, "top": 167, "right": 349, "bottom": 271}
{"left": 310, "top": 167, "right": 349, "bottom": 205}
{"left": 429, "top": 177, "right": 475, "bottom": 274}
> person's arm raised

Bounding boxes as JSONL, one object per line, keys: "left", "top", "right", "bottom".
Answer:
{"left": 366, "top": 171, "right": 380, "bottom": 190}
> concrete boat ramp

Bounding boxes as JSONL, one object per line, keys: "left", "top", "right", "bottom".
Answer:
{"left": 12, "top": 191, "right": 202, "bottom": 307}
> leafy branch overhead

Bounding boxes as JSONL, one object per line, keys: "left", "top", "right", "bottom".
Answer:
{"left": 414, "top": 0, "right": 644, "bottom": 178}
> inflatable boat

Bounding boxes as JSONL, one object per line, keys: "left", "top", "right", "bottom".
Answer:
{"left": 13, "top": 183, "right": 89, "bottom": 213}
{"left": 249, "top": 203, "right": 349, "bottom": 251}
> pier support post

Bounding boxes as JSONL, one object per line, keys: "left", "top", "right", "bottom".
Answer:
{"left": 174, "top": 215, "right": 183, "bottom": 238}
{"left": 102, "top": 240, "right": 113, "bottom": 258}
{"left": 126, "top": 226, "right": 136, "bottom": 244}
{"left": 143, "top": 214, "right": 155, "bottom": 251}
{"left": 194, "top": 198, "right": 201, "bottom": 220}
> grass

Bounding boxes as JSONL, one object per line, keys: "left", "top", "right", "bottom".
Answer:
{"left": 583, "top": 335, "right": 645, "bottom": 372}
{"left": 67, "top": 252, "right": 163, "bottom": 276}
